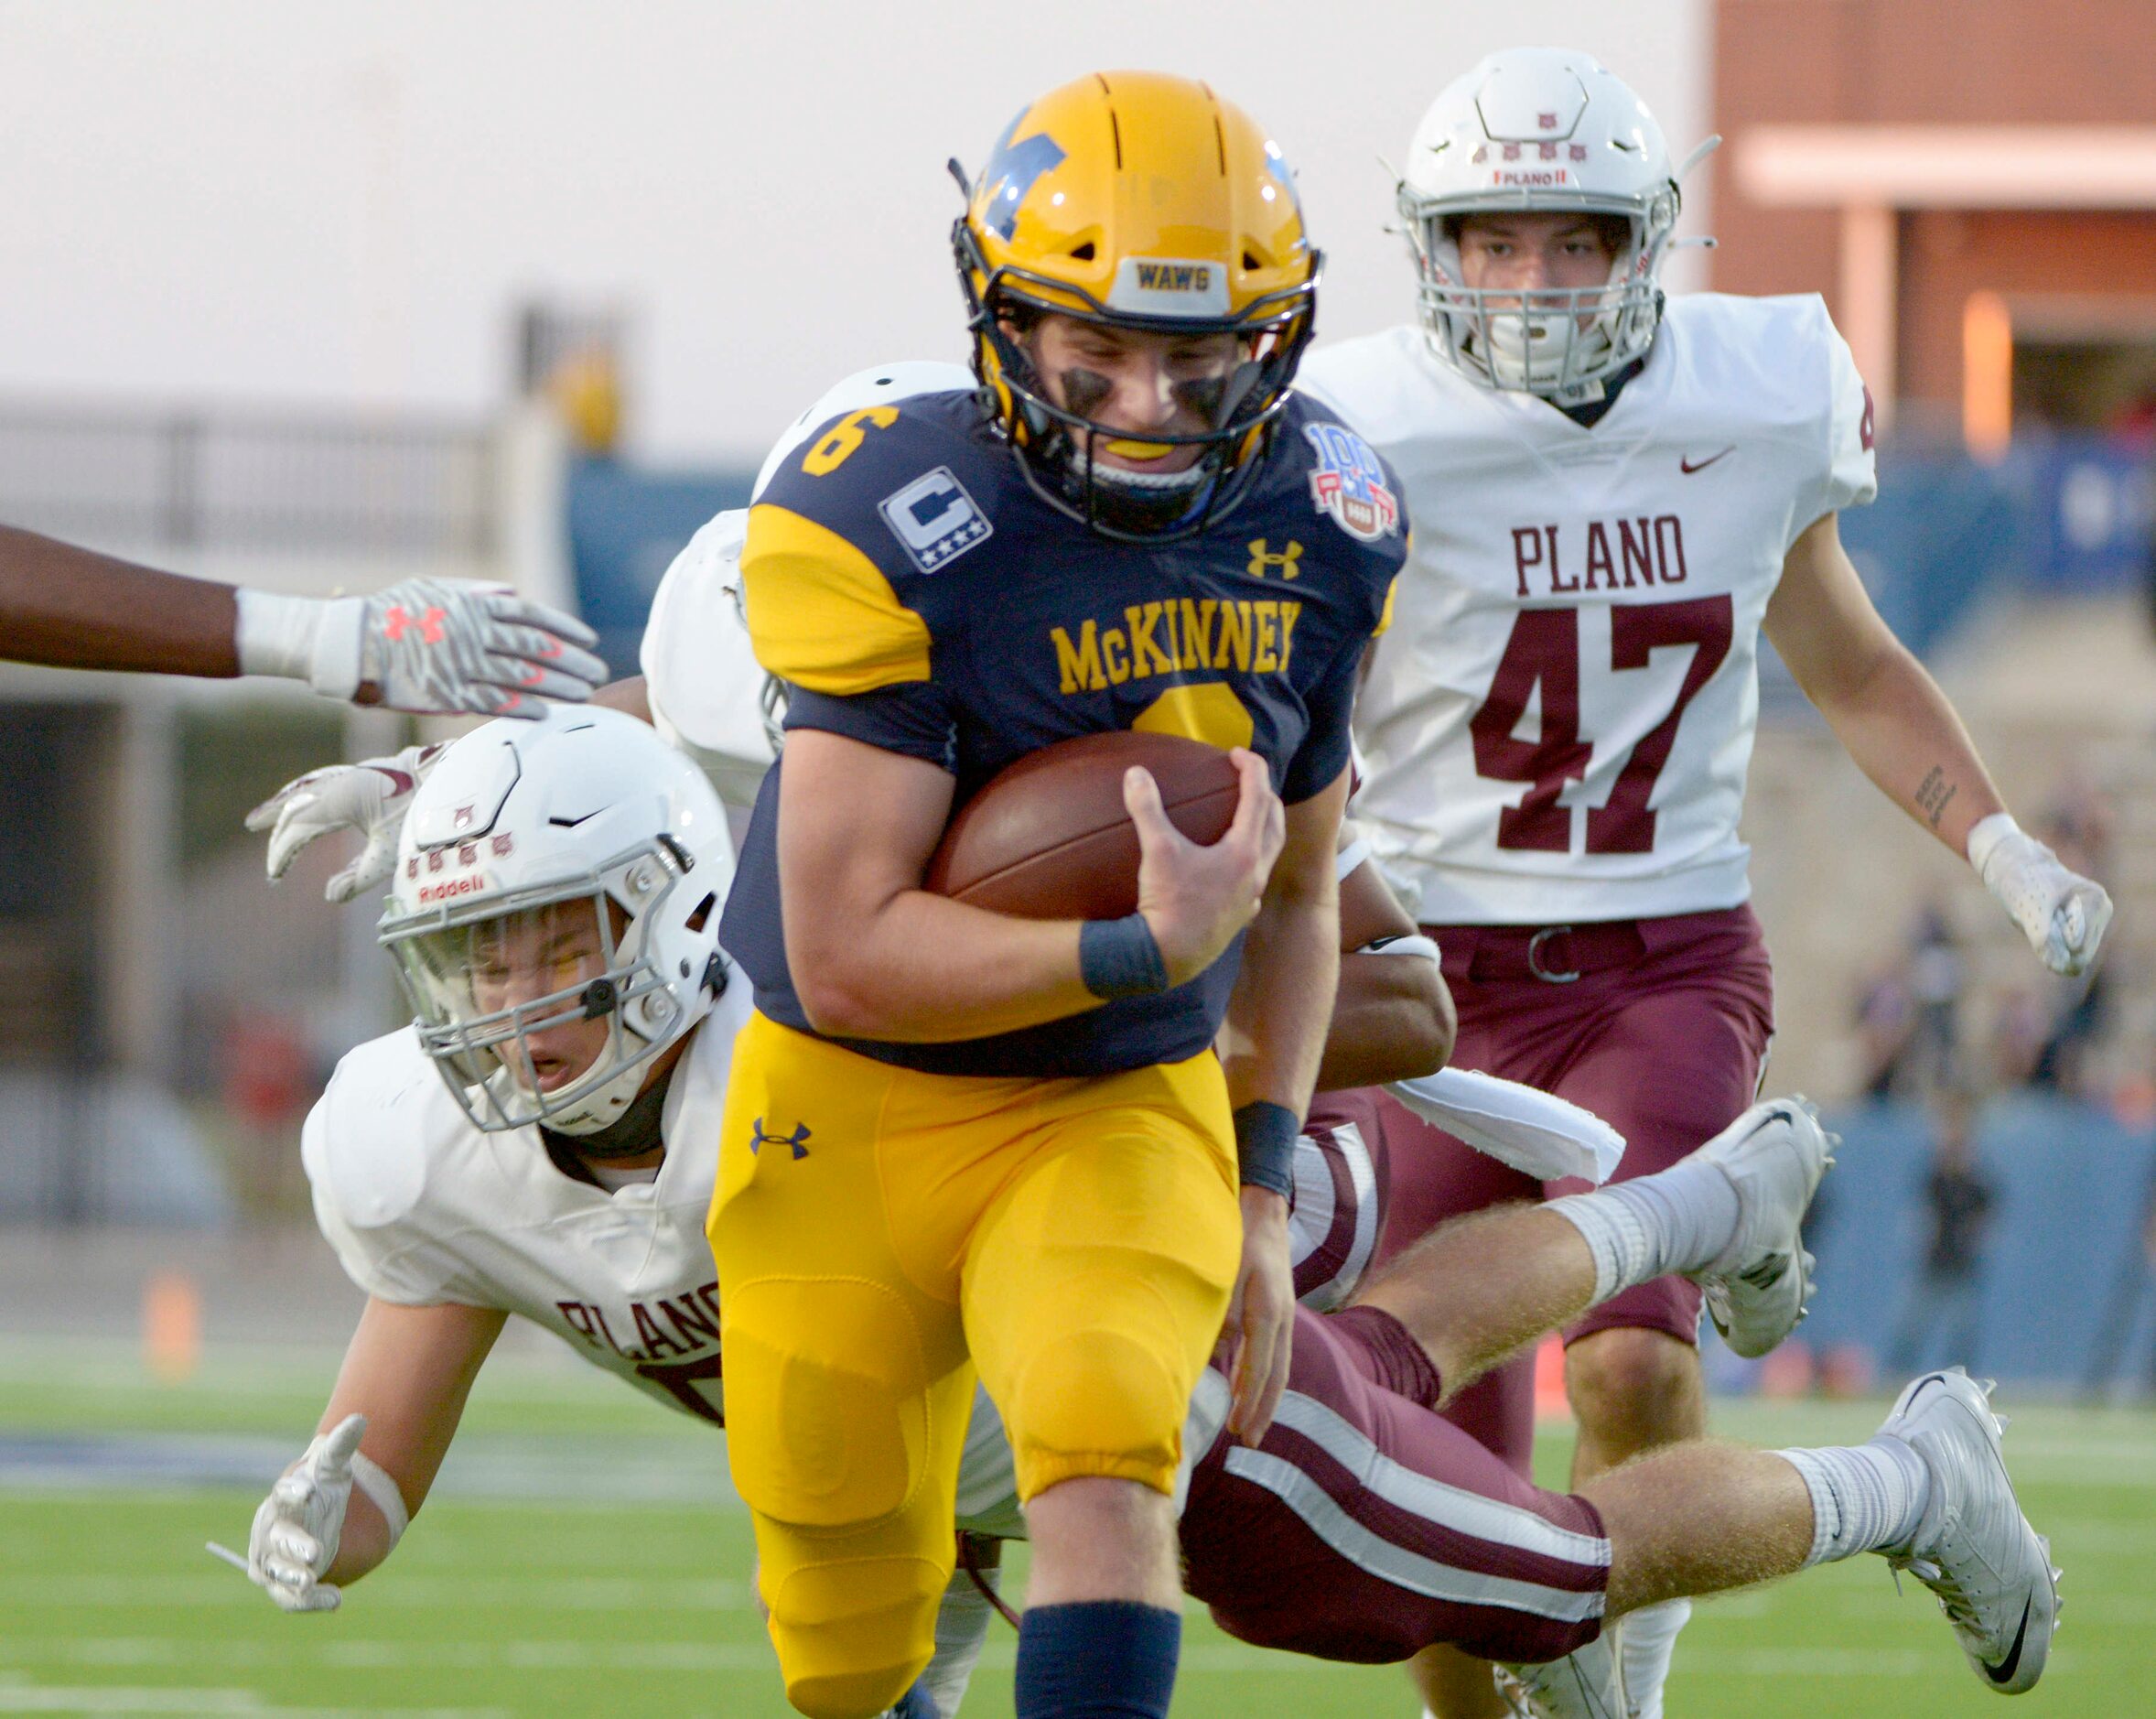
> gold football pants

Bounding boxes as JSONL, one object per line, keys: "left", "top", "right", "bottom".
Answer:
{"left": 710, "top": 1011, "right": 1239, "bottom": 1718}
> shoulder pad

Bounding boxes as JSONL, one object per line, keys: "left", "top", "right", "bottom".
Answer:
{"left": 754, "top": 391, "right": 1002, "bottom": 584}
{"left": 741, "top": 395, "right": 1005, "bottom": 697}
{"left": 302, "top": 1028, "right": 456, "bottom": 1234}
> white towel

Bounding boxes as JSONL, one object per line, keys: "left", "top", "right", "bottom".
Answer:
{"left": 1385, "top": 1066, "right": 1626, "bottom": 1185}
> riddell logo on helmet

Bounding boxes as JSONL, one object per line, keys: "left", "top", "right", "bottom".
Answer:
{"left": 416, "top": 872, "right": 491, "bottom": 905}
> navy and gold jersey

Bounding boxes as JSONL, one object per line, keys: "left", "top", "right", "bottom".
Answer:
{"left": 721, "top": 387, "right": 1406, "bottom": 1077}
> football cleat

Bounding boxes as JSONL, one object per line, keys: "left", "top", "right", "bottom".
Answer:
{"left": 1688, "top": 1097, "right": 1835, "bottom": 1357}
{"left": 1494, "top": 1625, "right": 1627, "bottom": 1719}
{"left": 1879, "top": 1368, "right": 2058, "bottom": 1694}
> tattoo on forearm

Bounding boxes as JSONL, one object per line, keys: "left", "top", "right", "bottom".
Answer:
{"left": 1916, "top": 766, "right": 1958, "bottom": 830}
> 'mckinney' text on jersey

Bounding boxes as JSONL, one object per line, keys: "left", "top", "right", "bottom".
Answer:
{"left": 723, "top": 389, "right": 1404, "bottom": 1076}
{"left": 1300, "top": 294, "right": 1875, "bottom": 925}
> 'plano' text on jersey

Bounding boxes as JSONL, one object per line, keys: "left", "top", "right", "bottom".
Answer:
{"left": 1512, "top": 515, "right": 1689, "bottom": 598}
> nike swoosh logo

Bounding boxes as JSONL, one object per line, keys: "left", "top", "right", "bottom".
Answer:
{"left": 1679, "top": 448, "right": 1735, "bottom": 473}
{"left": 1984, "top": 1595, "right": 2033, "bottom": 1686}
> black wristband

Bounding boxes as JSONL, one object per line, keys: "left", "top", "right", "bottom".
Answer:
{"left": 1078, "top": 914, "right": 1170, "bottom": 1000}
{"left": 1234, "top": 1100, "right": 1299, "bottom": 1198}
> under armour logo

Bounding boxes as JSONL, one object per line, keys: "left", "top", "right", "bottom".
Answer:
{"left": 749, "top": 1118, "right": 812, "bottom": 1160}
{"left": 1246, "top": 537, "right": 1302, "bottom": 579}
{"left": 383, "top": 604, "right": 447, "bottom": 645}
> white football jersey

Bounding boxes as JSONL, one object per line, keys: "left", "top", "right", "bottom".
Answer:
{"left": 304, "top": 978, "right": 757, "bottom": 1425}
{"left": 1300, "top": 293, "right": 1876, "bottom": 924}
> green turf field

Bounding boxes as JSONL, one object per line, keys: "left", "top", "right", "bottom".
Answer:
{"left": 1, "top": 1339, "right": 2148, "bottom": 1715}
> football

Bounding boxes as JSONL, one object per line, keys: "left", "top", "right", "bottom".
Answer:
{"left": 924, "top": 730, "right": 1242, "bottom": 920}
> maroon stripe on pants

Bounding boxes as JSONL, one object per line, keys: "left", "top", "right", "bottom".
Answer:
{"left": 1180, "top": 1304, "right": 1609, "bottom": 1666}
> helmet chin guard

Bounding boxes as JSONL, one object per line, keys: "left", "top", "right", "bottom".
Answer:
{"left": 379, "top": 706, "right": 732, "bottom": 1138}
{"left": 1395, "top": 48, "right": 1706, "bottom": 402}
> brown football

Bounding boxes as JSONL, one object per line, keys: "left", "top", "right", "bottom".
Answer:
{"left": 925, "top": 730, "right": 1242, "bottom": 920}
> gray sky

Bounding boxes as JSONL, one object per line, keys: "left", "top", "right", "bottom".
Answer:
{"left": 0, "top": 1, "right": 1705, "bottom": 463}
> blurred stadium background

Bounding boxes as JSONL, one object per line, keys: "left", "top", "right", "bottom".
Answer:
{"left": 2, "top": 1, "right": 2152, "bottom": 1712}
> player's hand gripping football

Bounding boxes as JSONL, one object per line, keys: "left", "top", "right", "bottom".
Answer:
{"left": 1969, "top": 817, "right": 2114, "bottom": 978}
{"left": 1226, "top": 1184, "right": 1295, "bottom": 1444}
{"left": 1124, "top": 747, "right": 1286, "bottom": 986}
{"left": 239, "top": 1413, "right": 370, "bottom": 1613}
{"left": 245, "top": 743, "right": 441, "bottom": 903}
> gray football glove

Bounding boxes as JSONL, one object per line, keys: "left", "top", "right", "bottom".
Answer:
{"left": 234, "top": 578, "right": 606, "bottom": 717}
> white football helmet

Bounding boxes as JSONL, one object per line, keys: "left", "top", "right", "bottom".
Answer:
{"left": 1396, "top": 49, "right": 1704, "bottom": 400}
{"left": 378, "top": 706, "right": 734, "bottom": 1137}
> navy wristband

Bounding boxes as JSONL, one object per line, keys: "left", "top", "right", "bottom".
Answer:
{"left": 1078, "top": 914, "right": 1170, "bottom": 1000}
{"left": 1233, "top": 1100, "right": 1299, "bottom": 1198}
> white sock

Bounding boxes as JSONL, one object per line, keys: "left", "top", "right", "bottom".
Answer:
{"left": 1546, "top": 1156, "right": 1742, "bottom": 1303}
{"left": 1619, "top": 1596, "right": 1691, "bottom": 1719}
{"left": 1775, "top": 1439, "right": 1931, "bottom": 1566}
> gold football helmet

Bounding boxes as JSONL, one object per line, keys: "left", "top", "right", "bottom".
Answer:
{"left": 954, "top": 71, "right": 1321, "bottom": 539}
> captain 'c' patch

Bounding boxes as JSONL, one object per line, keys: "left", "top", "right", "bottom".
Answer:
{"left": 879, "top": 468, "right": 993, "bottom": 573}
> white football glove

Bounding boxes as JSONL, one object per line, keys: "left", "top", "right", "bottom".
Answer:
{"left": 245, "top": 743, "right": 441, "bottom": 903}
{"left": 245, "top": 1414, "right": 372, "bottom": 1613}
{"left": 1967, "top": 813, "right": 2114, "bottom": 978}
{"left": 233, "top": 578, "right": 607, "bottom": 718}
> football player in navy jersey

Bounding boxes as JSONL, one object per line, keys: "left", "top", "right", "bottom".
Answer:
{"left": 708, "top": 72, "right": 1404, "bottom": 1719}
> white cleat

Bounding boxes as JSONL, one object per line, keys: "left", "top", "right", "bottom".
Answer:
{"left": 1494, "top": 1626, "right": 1627, "bottom": 1719}
{"left": 1879, "top": 1367, "right": 2059, "bottom": 1695}
{"left": 1688, "top": 1097, "right": 1834, "bottom": 1357}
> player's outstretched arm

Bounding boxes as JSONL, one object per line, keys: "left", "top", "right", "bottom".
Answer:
{"left": 1314, "top": 854, "right": 1454, "bottom": 1091}
{"left": 1215, "top": 765, "right": 1349, "bottom": 1443}
{"left": 779, "top": 731, "right": 1281, "bottom": 1043}
{"left": 232, "top": 1298, "right": 505, "bottom": 1611}
{"left": 0, "top": 524, "right": 605, "bottom": 716}
{"left": 1764, "top": 513, "right": 2111, "bottom": 974}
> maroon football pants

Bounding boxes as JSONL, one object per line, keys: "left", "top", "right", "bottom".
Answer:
{"left": 1373, "top": 906, "right": 1775, "bottom": 1476}
{"left": 1181, "top": 1303, "right": 1612, "bottom": 1664}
